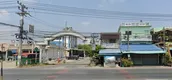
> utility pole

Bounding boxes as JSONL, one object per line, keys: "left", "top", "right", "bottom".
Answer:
{"left": 17, "top": 1, "right": 29, "bottom": 67}
{"left": 0, "top": 44, "right": 4, "bottom": 80}
{"left": 91, "top": 33, "right": 99, "bottom": 50}
{"left": 125, "top": 31, "right": 131, "bottom": 51}
{"left": 163, "top": 27, "right": 166, "bottom": 50}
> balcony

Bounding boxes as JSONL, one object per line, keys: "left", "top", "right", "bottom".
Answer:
{"left": 121, "top": 34, "right": 152, "bottom": 41}
{"left": 101, "top": 43, "right": 119, "bottom": 48}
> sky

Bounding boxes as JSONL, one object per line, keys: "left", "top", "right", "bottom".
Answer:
{"left": 1, "top": 0, "right": 172, "bottom": 43}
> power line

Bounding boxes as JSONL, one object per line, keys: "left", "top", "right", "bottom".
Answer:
{"left": 26, "top": 16, "right": 64, "bottom": 29}
{"left": 0, "top": 6, "right": 18, "bottom": 9}
{"left": 0, "top": 22, "right": 20, "bottom": 28}
{"left": 25, "top": 2, "right": 172, "bottom": 18}
{"left": 25, "top": 6, "right": 172, "bottom": 21}
{"left": 0, "top": 1, "right": 16, "bottom": 5}
{"left": 28, "top": 11, "right": 172, "bottom": 21}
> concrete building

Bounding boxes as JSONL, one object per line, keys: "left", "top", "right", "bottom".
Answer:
{"left": 118, "top": 22, "right": 165, "bottom": 66}
{"left": 99, "top": 33, "right": 121, "bottom": 67}
{"left": 151, "top": 27, "right": 172, "bottom": 57}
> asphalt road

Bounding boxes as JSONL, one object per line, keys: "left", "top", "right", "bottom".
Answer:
{"left": 3, "top": 64, "right": 172, "bottom": 80}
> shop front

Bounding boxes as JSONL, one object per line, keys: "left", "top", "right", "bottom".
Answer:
{"left": 99, "top": 49, "right": 121, "bottom": 67}
{"left": 120, "top": 44, "right": 166, "bottom": 66}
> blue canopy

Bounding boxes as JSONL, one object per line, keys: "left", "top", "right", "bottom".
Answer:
{"left": 120, "top": 44, "right": 166, "bottom": 54}
{"left": 99, "top": 49, "right": 121, "bottom": 55}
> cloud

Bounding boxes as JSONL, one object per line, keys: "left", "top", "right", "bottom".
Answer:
{"left": 0, "top": 9, "right": 10, "bottom": 21}
{"left": 0, "top": 10, "right": 9, "bottom": 16}
{"left": 23, "top": 0, "right": 37, "bottom": 4}
{"left": 23, "top": 0, "right": 37, "bottom": 2}
{"left": 98, "top": 0, "right": 127, "bottom": 8}
{"left": 81, "top": 22, "right": 90, "bottom": 25}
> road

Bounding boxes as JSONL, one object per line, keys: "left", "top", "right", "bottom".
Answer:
{"left": 3, "top": 59, "right": 172, "bottom": 80}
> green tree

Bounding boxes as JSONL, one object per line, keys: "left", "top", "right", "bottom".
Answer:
{"left": 77, "top": 44, "right": 103, "bottom": 57}
{"left": 164, "top": 53, "right": 172, "bottom": 65}
{"left": 77, "top": 44, "right": 103, "bottom": 66}
{"left": 77, "top": 44, "right": 92, "bottom": 57}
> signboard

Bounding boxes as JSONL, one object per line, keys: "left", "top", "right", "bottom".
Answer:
{"left": 34, "top": 47, "right": 39, "bottom": 53}
{"left": 29, "top": 24, "right": 34, "bottom": 33}
{"left": 121, "top": 22, "right": 150, "bottom": 26}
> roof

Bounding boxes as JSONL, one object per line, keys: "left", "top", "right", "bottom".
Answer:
{"left": 120, "top": 44, "right": 166, "bottom": 54}
{"left": 99, "top": 49, "right": 121, "bottom": 55}
{"left": 152, "top": 27, "right": 172, "bottom": 32}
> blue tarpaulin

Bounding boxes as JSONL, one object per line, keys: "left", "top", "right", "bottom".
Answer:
{"left": 120, "top": 44, "right": 166, "bottom": 54}
{"left": 99, "top": 49, "right": 121, "bottom": 55}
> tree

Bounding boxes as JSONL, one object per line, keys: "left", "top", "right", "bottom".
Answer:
{"left": 164, "top": 53, "right": 172, "bottom": 66}
{"left": 78, "top": 44, "right": 92, "bottom": 57}
{"left": 77, "top": 44, "right": 103, "bottom": 66}
{"left": 77, "top": 44, "right": 103, "bottom": 58}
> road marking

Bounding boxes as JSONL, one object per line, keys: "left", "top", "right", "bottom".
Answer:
{"left": 145, "top": 79, "right": 169, "bottom": 80}
{"left": 56, "top": 69, "right": 68, "bottom": 74}
{"left": 47, "top": 75, "right": 56, "bottom": 79}
{"left": 118, "top": 69, "right": 135, "bottom": 79}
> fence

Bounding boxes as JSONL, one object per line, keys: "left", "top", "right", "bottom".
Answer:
{"left": 16, "top": 57, "right": 39, "bottom": 66}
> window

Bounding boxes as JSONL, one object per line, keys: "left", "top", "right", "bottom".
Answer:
{"left": 109, "top": 39, "right": 116, "bottom": 43}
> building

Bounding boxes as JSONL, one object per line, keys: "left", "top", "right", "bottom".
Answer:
{"left": 99, "top": 33, "right": 121, "bottom": 67}
{"left": 151, "top": 27, "right": 172, "bottom": 43}
{"left": 118, "top": 22, "right": 166, "bottom": 66}
{"left": 151, "top": 27, "right": 172, "bottom": 56}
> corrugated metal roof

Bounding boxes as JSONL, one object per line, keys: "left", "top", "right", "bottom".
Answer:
{"left": 99, "top": 49, "right": 121, "bottom": 55}
{"left": 120, "top": 44, "right": 166, "bottom": 54}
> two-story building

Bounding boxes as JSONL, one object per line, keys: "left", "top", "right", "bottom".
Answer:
{"left": 118, "top": 22, "right": 166, "bottom": 66}
{"left": 151, "top": 27, "right": 172, "bottom": 57}
{"left": 99, "top": 33, "right": 121, "bottom": 67}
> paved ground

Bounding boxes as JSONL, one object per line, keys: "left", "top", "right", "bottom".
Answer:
{"left": 3, "top": 65, "right": 172, "bottom": 80}
{"left": 2, "top": 61, "right": 17, "bottom": 69}
{"left": 2, "top": 58, "right": 172, "bottom": 80}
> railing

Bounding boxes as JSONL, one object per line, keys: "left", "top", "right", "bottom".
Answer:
{"left": 121, "top": 34, "right": 152, "bottom": 41}
{"left": 101, "top": 43, "right": 119, "bottom": 48}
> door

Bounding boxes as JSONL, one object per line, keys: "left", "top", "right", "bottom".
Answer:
{"left": 142, "top": 54, "right": 158, "bottom": 65}
{"left": 131, "top": 54, "right": 142, "bottom": 65}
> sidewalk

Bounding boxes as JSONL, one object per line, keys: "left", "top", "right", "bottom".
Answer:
{"left": 65, "top": 57, "right": 90, "bottom": 65}
{"left": 86, "top": 66, "right": 172, "bottom": 69}
{"left": 1, "top": 61, "right": 17, "bottom": 69}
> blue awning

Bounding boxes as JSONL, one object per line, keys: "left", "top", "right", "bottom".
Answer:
{"left": 120, "top": 44, "right": 166, "bottom": 54}
{"left": 11, "top": 49, "right": 17, "bottom": 54}
{"left": 99, "top": 49, "right": 121, "bottom": 55}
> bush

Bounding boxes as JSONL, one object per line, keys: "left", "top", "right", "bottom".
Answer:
{"left": 164, "top": 53, "right": 172, "bottom": 65}
{"left": 121, "top": 58, "right": 133, "bottom": 67}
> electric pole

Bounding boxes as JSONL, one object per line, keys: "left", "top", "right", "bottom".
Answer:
{"left": 163, "top": 27, "right": 166, "bottom": 50}
{"left": 125, "top": 31, "right": 131, "bottom": 51}
{"left": 17, "top": 1, "right": 29, "bottom": 67}
{"left": 0, "top": 44, "right": 4, "bottom": 80}
{"left": 91, "top": 33, "right": 99, "bottom": 50}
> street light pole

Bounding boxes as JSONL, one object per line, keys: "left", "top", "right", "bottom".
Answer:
{"left": 0, "top": 58, "right": 3, "bottom": 80}
{"left": 0, "top": 44, "right": 5, "bottom": 80}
